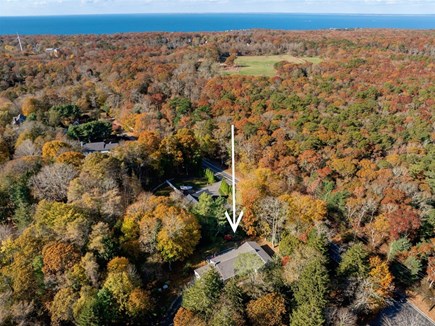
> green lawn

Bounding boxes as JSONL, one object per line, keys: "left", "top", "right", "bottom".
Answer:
{"left": 224, "top": 54, "right": 322, "bottom": 77}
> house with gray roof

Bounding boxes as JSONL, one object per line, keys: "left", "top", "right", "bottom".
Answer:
{"left": 12, "top": 113, "right": 26, "bottom": 125}
{"left": 81, "top": 141, "right": 119, "bottom": 154}
{"left": 194, "top": 241, "right": 272, "bottom": 281}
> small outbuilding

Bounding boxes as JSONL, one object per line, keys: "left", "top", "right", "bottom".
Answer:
{"left": 12, "top": 113, "right": 26, "bottom": 125}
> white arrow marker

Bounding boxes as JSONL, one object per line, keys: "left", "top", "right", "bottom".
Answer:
{"left": 225, "top": 125, "right": 244, "bottom": 233}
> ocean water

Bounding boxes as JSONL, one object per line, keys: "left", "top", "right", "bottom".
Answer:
{"left": 0, "top": 13, "right": 434, "bottom": 35}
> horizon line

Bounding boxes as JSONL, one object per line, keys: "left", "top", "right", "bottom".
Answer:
{"left": 2, "top": 12, "right": 435, "bottom": 18}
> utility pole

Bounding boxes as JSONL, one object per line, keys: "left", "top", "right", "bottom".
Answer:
{"left": 16, "top": 33, "right": 23, "bottom": 52}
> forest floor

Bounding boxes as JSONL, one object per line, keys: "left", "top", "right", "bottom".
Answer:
{"left": 223, "top": 54, "right": 322, "bottom": 76}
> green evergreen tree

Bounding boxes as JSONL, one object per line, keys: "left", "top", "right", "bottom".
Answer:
{"left": 194, "top": 193, "right": 218, "bottom": 238}
{"left": 94, "top": 288, "right": 121, "bottom": 325}
{"left": 290, "top": 303, "right": 324, "bottom": 326}
{"left": 194, "top": 192, "right": 215, "bottom": 216}
{"left": 76, "top": 298, "right": 100, "bottom": 326}
{"left": 223, "top": 279, "right": 244, "bottom": 312}
{"left": 67, "top": 120, "right": 112, "bottom": 142}
{"left": 404, "top": 256, "right": 422, "bottom": 283}
{"left": 387, "top": 238, "right": 411, "bottom": 261}
{"left": 234, "top": 252, "right": 264, "bottom": 277}
{"left": 11, "top": 177, "right": 33, "bottom": 229}
{"left": 210, "top": 304, "right": 243, "bottom": 326}
{"left": 307, "top": 229, "right": 328, "bottom": 254}
{"left": 48, "top": 104, "right": 81, "bottom": 126}
{"left": 205, "top": 168, "right": 215, "bottom": 184}
{"left": 194, "top": 193, "right": 228, "bottom": 237}
{"left": 182, "top": 268, "right": 223, "bottom": 317}
{"left": 293, "top": 257, "right": 329, "bottom": 308}
{"left": 219, "top": 179, "right": 231, "bottom": 196}
{"left": 290, "top": 255, "right": 328, "bottom": 326}
{"left": 214, "top": 197, "right": 228, "bottom": 234}
{"left": 279, "top": 233, "right": 301, "bottom": 256}
{"left": 338, "top": 243, "right": 369, "bottom": 277}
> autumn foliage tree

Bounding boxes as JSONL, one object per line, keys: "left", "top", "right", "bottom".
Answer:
{"left": 246, "top": 293, "right": 286, "bottom": 326}
{"left": 21, "top": 96, "right": 43, "bottom": 116}
{"left": 352, "top": 255, "right": 394, "bottom": 314}
{"left": 281, "top": 192, "right": 327, "bottom": 225}
{"left": 121, "top": 195, "right": 200, "bottom": 263}
{"left": 367, "top": 256, "right": 394, "bottom": 310}
{"left": 0, "top": 29, "right": 434, "bottom": 325}
{"left": 174, "top": 308, "right": 206, "bottom": 326}
{"left": 42, "top": 140, "right": 72, "bottom": 160}
{"left": 159, "top": 128, "right": 202, "bottom": 176}
{"left": 156, "top": 206, "right": 201, "bottom": 262}
{"left": 102, "top": 257, "right": 153, "bottom": 318}
{"left": 42, "top": 241, "right": 81, "bottom": 276}
{"left": 387, "top": 206, "right": 421, "bottom": 240}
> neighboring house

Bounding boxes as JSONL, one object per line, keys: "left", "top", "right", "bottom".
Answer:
{"left": 45, "top": 48, "right": 62, "bottom": 57}
{"left": 194, "top": 241, "right": 272, "bottom": 281}
{"left": 185, "top": 194, "right": 199, "bottom": 205}
{"left": 165, "top": 180, "right": 199, "bottom": 205}
{"left": 192, "top": 180, "right": 222, "bottom": 199}
{"left": 81, "top": 141, "right": 119, "bottom": 154}
{"left": 12, "top": 113, "right": 26, "bottom": 125}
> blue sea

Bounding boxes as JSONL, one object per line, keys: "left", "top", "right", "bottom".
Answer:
{"left": 0, "top": 13, "right": 434, "bottom": 35}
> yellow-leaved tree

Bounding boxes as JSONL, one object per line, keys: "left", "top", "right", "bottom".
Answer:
{"left": 121, "top": 195, "right": 201, "bottom": 263}
{"left": 42, "top": 140, "right": 72, "bottom": 160}
{"left": 102, "top": 257, "right": 153, "bottom": 317}
{"left": 156, "top": 204, "right": 201, "bottom": 263}
{"left": 238, "top": 168, "right": 287, "bottom": 236}
{"left": 369, "top": 256, "right": 394, "bottom": 304}
{"left": 280, "top": 192, "right": 327, "bottom": 225}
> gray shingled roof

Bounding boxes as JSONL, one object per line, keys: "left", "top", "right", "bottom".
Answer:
{"left": 82, "top": 142, "right": 119, "bottom": 153}
{"left": 194, "top": 241, "right": 272, "bottom": 281}
{"left": 194, "top": 264, "right": 212, "bottom": 278}
{"left": 185, "top": 194, "right": 199, "bottom": 205}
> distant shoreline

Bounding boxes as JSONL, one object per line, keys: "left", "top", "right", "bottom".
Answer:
{"left": 1, "top": 13, "right": 434, "bottom": 35}
{"left": 2, "top": 12, "right": 435, "bottom": 17}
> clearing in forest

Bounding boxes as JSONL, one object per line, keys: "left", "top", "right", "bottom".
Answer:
{"left": 223, "top": 54, "right": 322, "bottom": 77}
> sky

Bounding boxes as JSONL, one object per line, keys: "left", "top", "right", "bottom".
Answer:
{"left": 1, "top": 0, "right": 435, "bottom": 16}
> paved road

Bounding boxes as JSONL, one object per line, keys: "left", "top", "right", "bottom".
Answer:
{"left": 371, "top": 296, "right": 434, "bottom": 326}
{"left": 160, "top": 279, "right": 194, "bottom": 326}
{"left": 160, "top": 295, "right": 182, "bottom": 326}
{"left": 329, "top": 243, "right": 434, "bottom": 326}
{"left": 202, "top": 159, "right": 239, "bottom": 184}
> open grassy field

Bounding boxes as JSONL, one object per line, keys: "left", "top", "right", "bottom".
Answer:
{"left": 224, "top": 54, "right": 322, "bottom": 77}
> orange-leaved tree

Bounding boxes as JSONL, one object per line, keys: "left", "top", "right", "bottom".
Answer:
{"left": 246, "top": 292, "right": 287, "bottom": 326}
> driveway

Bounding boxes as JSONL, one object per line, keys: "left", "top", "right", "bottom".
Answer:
{"left": 371, "top": 296, "right": 434, "bottom": 326}
{"left": 160, "top": 295, "right": 182, "bottom": 326}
